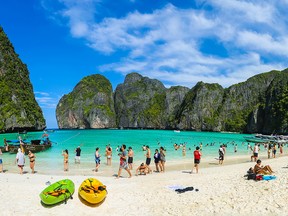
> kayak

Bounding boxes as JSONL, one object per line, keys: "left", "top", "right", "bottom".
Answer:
{"left": 40, "top": 179, "right": 75, "bottom": 205}
{"left": 78, "top": 178, "right": 107, "bottom": 204}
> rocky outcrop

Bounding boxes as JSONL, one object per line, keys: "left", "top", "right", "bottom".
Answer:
{"left": 175, "top": 82, "right": 224, "bottom": 131}
{"left": 114, "top": 73, "right": 167, "bottom": 128}
{"left": 0, "top": 27, "right": 46, "bottom": 133}
{"left": 56, "top": 69, "right": 288, "bottom": 134}
{"left": 56, "top": 74, "right": 116, "bottom": 129}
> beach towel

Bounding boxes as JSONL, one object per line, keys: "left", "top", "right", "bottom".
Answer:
{"left": 262, "top": 175, "right": 276, "bottom": 181}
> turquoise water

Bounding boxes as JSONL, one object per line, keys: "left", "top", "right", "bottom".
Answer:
{"left": 0, "top": 129, "right": 252, "bottom": 174}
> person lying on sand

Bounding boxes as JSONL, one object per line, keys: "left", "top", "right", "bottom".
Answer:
{"left": 254, "top": 159, "right": 274, "bottom": 175}
{"left": 135, "top": 163, "right": 148, "bottom": 176}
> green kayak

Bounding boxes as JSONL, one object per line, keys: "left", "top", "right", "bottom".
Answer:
{"left": 40, "top": 179, "right": 75, "bottom": 205}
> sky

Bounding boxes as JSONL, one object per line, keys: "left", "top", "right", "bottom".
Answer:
{"left": 0, "top": 0, "right": 287, "bottom": 128}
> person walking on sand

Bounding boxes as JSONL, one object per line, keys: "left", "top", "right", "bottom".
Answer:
{"left": 95, "top": 147, "right": 101, "bottom": 172}
{"left": 145, "top": 145, "right": 152, "bottom": 173}
{"left": 117, "top": 144, "right": 132, "bottom": 178}
{"left": 62, "top": 149, "right": 69, "bottom": 171}
{"left": 28, "top": 150, "right": 36, "bottom": 174}
{"left": 128, "top": 147, "right": 134, "bottom": 170}
{"left": 192, "top": 146, "right": 201, "bottom": 174}
{"left": 75, "top": 146, "right": 81, "bottom": 164}
{"left": 16, "top": 148, "right": 25, "bottom": 174}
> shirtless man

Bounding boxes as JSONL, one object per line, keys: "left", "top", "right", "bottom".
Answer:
{"left": 135, "top": 163, "right": 148, "bottom": 176}
{"left": 145, "top": 146, "right": 152, "bottom": 173}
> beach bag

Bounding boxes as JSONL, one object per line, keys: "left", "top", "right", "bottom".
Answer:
{"left": 247, "top": 173, "right": 256, "bottom": 180}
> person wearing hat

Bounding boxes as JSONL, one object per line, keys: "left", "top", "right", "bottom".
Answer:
{"left": 16, "top": 148, "right": 25, "bottom": 174}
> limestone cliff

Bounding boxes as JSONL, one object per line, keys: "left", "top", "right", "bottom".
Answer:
{"left": 0, "top": 27, "right": 46, "bottom": 133}
{"left": 56, "top": 74, "right": 116, "bottom": 129}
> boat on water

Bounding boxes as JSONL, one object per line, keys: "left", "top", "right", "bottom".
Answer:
{"left": 1, "top": 137, "right": 52, "bottom": 154}
{"left": 244, "top": 134, "right": 288, "bottom": 144}
{"left": 174, "top": 130, "right": 181, "bottom": 133}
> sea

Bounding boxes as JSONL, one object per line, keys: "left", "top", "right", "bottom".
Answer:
{"left": 0, "top": 129, "right": 254, "bottom": 174}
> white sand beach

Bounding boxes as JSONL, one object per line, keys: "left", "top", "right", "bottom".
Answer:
{"left": 0, "top": 155, "right": 287, "bottom": 216}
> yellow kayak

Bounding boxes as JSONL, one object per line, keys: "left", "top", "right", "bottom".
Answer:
{"left": 78, "top": 178, "right": 107, "bottom": 204}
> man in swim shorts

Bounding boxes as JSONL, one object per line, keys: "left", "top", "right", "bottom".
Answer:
{"left": 75, "top": 146, "right": 81, "bottom": 164}
{"left": 117, "top": 145, "right": 132, "bottom": 178}
{"left": 16, "top": 148, "right": 25, "bottom": 174}
{"left": 192, "top": 146, "right": 201, "bottom": 174}
{"left": 145, "top": 145, "right": 152, "bottom": 173}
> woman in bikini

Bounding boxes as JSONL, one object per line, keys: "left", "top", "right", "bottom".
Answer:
{"left": 62, "top": 149, "right": 69, "bottom": 171}
{"left": 28, "top": 150, "right": 36, "bottom": 173}
{"left": 254, "top": 159, "right": 273, "bottom": 175}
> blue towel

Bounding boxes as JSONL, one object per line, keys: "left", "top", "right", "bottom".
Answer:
{"left": 262, "top": 175, "right": 276, "bottom": 181}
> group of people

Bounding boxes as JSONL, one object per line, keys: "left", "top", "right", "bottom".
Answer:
{"left": 3, "top": 148, "right": 37, "bottom": 175}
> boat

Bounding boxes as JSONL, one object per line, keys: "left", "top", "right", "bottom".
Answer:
{"left": 244, "top": 134, "right": 288, "bottom": 144}
{"left": 40, "top": 179, "right": 75, "bottom": 205}
{"left": 174, "top": 130, "right": 181, "bottom": 133}
{"left": 0, "top": 138, "right": 52, "bottom": 154}
{"left": 78, "top": 178, "right": 107, "bottom": 205}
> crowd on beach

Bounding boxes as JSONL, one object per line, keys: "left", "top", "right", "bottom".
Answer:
{"left": 0, "top": 136, "right": 286, "bottom": 179}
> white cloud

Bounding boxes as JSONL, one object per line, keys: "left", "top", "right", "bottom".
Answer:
{"left": 35, "top": 92, "right": 60, "bottom": 109}
{"left": 46, "top": 1, "right": 287, "bottom": 88}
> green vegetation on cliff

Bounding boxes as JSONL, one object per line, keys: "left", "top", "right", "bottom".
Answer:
{"left": 0, "top": 26, "right": 46, "bottom": 132}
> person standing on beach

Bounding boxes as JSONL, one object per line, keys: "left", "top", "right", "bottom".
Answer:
{"left": 272, "top": 143, "right": 277, "bottom": 158}
{"left": 218, "top": 145, "right": 224, "bottom": 165}
{"left": 128, "top": 147, "right": 134, "bottom": 170}
{"left": 145, "top": 145, "right": 152, "bottom": 173}
{"left": 154, "top": 149, "right": 161, "bottom": 172}
{"left": 28, "top": 151, "right": 36, "bottom": 174}
{"left": 251, "top": 144, "right": 259, "bottom": 162}
{"left": 159, "top": 146, "right": 166, "bottom": 172}
{"left": 192, "top": 146, "right": 201, "bottom": 174}
{"left": 62, "top": 149, "right": 69, "bottom": 171}
{"left": 106, "top": 145, "right": 112, "bottom": 166}
{"left": 75, "top": 146, "right": 81, "bottom": 164}
{"left": 95, "top": 147, "right": 101, "bottom": 172}
{"left": 117, "top": 144, "right": 132, "bottom": 178}
{"left": 0, "top": 148, "right": 3, "bottom": 173}
{"left": 16, "top": 148, "right": 25, "bottom": 174}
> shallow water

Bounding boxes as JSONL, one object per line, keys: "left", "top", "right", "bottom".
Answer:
{"left": 0, "top": 129, "right": 256, "bottom": 174}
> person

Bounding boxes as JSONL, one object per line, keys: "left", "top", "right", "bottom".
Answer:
{"left": 159, "top": 146, "right": 166, "bottom": 172}
{"left": 280, "top": 143, "right": 283, "bottom": 154}
{"left": 268, "top": 143, "right": 272, "bottom": 159}
{"left": 62, "top": 149, "right": 69, "bottom": 171}
{"left": 154, "top": 149, "right": 161, "bottom": 172}
{"left": 145, "top": 145, "right": 152, "bottom": 173}
{"left": 251, "top": 144, "right": 259, "bottom": 162}
{"left": 254, "top": 159, "right": 273, "bottom": 175}
{"left": 75, "top": 146, "right": 81, "bottom": 164}
{"left": 182, "top": 144, "right": 186, "bottom": 157}
{"left": 128, "top": 147, "right": 134, "bottom": 170}
{"left": 135, "top": 163, "right": 148, "bottom": 176}
{"left": 218, "top": 145, "right": 224, "bottom": 165}
{"left": 117, "top": 144, "right": 132, "bottom": 178}
{"left": 0, "top": 148, "right": 3, "bottom": 173}
{"left": 95, "top": 147, "right": 101, "bottom": 172}
{"left": 272, "top": 143, "right": 277, "bottom": 158}
{"left": 16, "top": 148, "right": 25, "bottom": 174}
{"left": 28, "top": 150, "right": 36, "bottom": 174}
{"left": 234, "top": 144, "right": 237, "bottom": 153}
{"left": 106, "top": 145, "right": 112, "bottom": 166}
{"left": 192, "top": 146, "right": 201, "bottom": 174}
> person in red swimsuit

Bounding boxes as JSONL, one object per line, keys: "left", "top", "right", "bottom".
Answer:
{"left": 192, "top": 146, "right": 201, "bottom": 174}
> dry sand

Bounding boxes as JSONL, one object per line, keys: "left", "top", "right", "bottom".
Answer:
{"left": 0, "top": 155, "right": 287, "bottom": 216}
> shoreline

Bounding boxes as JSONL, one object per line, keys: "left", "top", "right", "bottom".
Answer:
{"left": 1, "top": 150, "right": 287, "bottom": 176}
